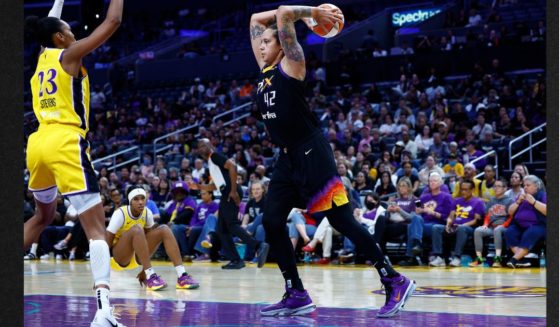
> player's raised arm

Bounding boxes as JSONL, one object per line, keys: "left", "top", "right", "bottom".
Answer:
{"left": 63, "top": 0, "right": 123, "bottom": 61}
{"left": 250, "top": 10, "right": 277, "bottom": 70}
{"left": 276, "top": 5, "right": 342, "bottom": 80}
{"left": 48, "top": 0, "right": 64, "bottom": 18}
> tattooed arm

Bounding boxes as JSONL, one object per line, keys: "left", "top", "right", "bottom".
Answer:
{"left": 276, "top": 5, "right": 342, "bottom": 81}
{"left": 250, "top": 10, "right": 277, "bottom": 70}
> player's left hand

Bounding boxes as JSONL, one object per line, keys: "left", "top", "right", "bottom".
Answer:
{"left": 314, "top": 6, "right": 343, "bottom": 27}
{"left": 137, "top": 270, "right": 147, "bottom": 287}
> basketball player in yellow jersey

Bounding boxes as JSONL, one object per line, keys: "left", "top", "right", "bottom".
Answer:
{"left": 24, "top": 1, "right": 125, "bottom": 326}
{"left": 106, "top": 186, "right": 200, "bottom": 291}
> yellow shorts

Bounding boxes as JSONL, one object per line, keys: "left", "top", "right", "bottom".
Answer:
{"left": 110, "top": 255, "right": 140, "bottom": 271}
{"left": 26, "top": 124, "right": 99, "bottom": 195}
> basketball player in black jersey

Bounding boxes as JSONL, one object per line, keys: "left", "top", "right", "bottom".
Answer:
{"left": 250, "top": 5, "right": 415, "bottom": 318}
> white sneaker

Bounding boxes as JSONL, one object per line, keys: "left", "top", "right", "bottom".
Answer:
{"left": 449, "top": 256, "right": 461, "bottom": 267}
{"left": 24, "top": 253, "right": 37, "bottom": 260}
{"left": 69, "top": 252, "right": 76, "bottom": 261}
{"left": 54, "top": 240, "right": 68, "bottom": 250}
{"left": 429, "top": 256, "right": 446, "bottom": 267}
{"left": 90, "top": 308, "right": 125, "bottom": 327}
{"left": 40, "top": 254, "right": 51, "bottom": 260}
{"left": 55, "top": 254, "right": 63, "bottom": 261}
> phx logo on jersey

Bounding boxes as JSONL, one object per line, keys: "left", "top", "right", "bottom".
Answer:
{"left": 257, "top": 75, "right": 274, "bottom": 94}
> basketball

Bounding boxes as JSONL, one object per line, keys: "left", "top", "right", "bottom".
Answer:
{"left": 311, "top": 4, "right": 344, "bottom": 38}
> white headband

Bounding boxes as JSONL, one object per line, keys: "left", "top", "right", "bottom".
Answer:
{"left": 128, "top": 188, "right": 147, "bottom": 203}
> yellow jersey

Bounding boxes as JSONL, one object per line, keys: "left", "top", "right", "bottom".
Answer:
{"left": 112, "top": 206, "right": 151, "bottom": 245}
{"left": 30, "top": 48, "right": 90, "bottom": 133}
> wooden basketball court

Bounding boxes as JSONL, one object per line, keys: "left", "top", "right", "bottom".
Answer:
{"left": 24, "top": 259, "right": 546, "bottom": 326}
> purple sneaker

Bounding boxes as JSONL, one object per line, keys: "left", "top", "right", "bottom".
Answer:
{"left": 146, "top": 273, "right": 167, "bottom": 291}
{"left": 177, "top": 273, "right": 200, "bottom": 289}
{"left": 260, "top": 287, "right": 316, "bottom": 316}
{"left": 376, "top": 275, "right": 416, "bottom": 318}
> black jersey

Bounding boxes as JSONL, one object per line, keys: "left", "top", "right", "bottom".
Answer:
{"left": 256, "top": 64, "right": 320, "bottom": 148}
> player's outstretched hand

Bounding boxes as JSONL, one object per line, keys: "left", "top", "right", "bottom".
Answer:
{"left": 137, "top": 270, "right": 147, "bottom": 287}
{"left": 314, "top": 6, "right": 343, "bottom": 27}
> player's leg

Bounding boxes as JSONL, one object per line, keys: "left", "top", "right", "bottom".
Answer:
{"left": 222, "top": 199, "right": 269, "bottom": 268}
{"left": 24, "top": 193, "right": 58, "bottom": 249}
{"left": 145, "top": 224, "right": 199, "bottom": 289}
{"left": 260, "top": 179, "right": 315, "bottom": 316}
{"left": 24, "top": 131, "right": 58, "bottom": 249}
{"left": 53, "top": 131, "right": 123, "bottom": 326}
{"left": 325, "top": 203, "right": 416, "bottom": 318}
{"left": 216, "top": 202, "right": 244, "bottom": 268}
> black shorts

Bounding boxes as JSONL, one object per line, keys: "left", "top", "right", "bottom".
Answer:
{"left": 269, "top": 131, "right": 349, "bottom": 213}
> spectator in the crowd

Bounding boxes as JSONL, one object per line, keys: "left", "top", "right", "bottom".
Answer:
{"left": 434, "top": 179, "right": 484, "bottom": 267}
{"left": 287, "top": 210, "right": 317, "bottom": 250}
{"left": 396, "top": 161, "right": 420, "bottom": 195}
{"left": 472, "top": 113, "right": 493, "bottom": 139}
{"left": 464, "top": 141, "right": 486, "bottom": 171}
{"left": 404, "top": 172, "right": 454, "bottom": 267}
{"left": 418, "top": 156, "right": 445, "bottom": 188}
{"left": 353, "top": 171, "right": 373, "bottom": 193}
{"left": 151, "top": 178, "right": 171, "bottom": 209}
{"left": 105, "top": 187, "right": 123, "bottom": 218}
{"left": 143, "top": 185, "right": 161, "bottom": 222}
{"left": 452, "top": 163, "right": 482, "bottom": 198}
{"left": 514, "top": 164, "right": 529, "bottom": 178}
{"left": 428, "top": 133, "right": 450, "bottom": 162}
{"left": 90, "top": 85, "right": 106, "bottom": 111}
{"left": 469, "top": 178, "right": 513, "bottom": 267}
{"left": 241, "top": 181, "right": 267, "bottom": 260}
{"left": 192, "top": 158, "right": 206, "bottom": 181}
{"left": 379, "top": 114, "right": 397, "bottom": 136}
{"left": 186, "top": 189, "right": 219, "bottom": 261}
{"left": 505, "top": 175, "right": 547, "bottom": 268}
{"left": 443, "top": 153, "right": 464, "bottom": 178}
{"left": 401, "top": 130, "right": 418, "bottom": 159}
{"left": 505, "top": 171, "right": 524, "bottom": 199}
{"left": 162, "top": 181, "right": 197, "bottom": 259}
{"left": 374, "top": 178, "right": 417, "bottom": 254}
{"left": 375, "top": 171, "right": 397, "bottom": 198}
{"left": 415, "top": 125, "right": 434, "bottom": 157}
{"left": 480, "top": 165, "right": 496, "bottom": 202}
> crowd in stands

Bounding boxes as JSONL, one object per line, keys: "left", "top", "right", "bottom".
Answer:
{"left": 23, "top": 48, "right": 546, "bottom": 267}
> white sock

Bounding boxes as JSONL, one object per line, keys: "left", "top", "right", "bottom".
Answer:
{"left": 89, "top": 239, "right": 111, "bottom": 287}
{"left": 95, "top": 287, "right": 111, "bottom": 313}
{"left": 145, "top": 267, "right": 155, "bottom": 278}
{"left": 175, "top": 265, "right": 186, "bottom": 278}
{"left": 30, "top": 243, "right": 38, "bottom": 255}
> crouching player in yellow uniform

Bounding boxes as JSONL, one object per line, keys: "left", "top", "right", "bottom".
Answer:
{"left": 106, "top": 186, "right": 199, "bottom": 290}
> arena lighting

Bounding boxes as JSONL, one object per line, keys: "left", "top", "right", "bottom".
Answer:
{"left": 392, "top": 7, "right": 442, "bottom": 27}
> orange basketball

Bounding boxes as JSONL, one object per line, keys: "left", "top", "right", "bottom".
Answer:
{"left": 311, "top": 4, "right": 344, "bottom": 38}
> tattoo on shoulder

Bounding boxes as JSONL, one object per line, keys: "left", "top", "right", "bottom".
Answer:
{"left": 250, "top": 25, "right": 265, "bottom": 40}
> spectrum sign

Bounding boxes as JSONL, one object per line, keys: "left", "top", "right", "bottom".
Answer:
{"left": 392, "top": 7, "right": 442, "bottom": 27}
